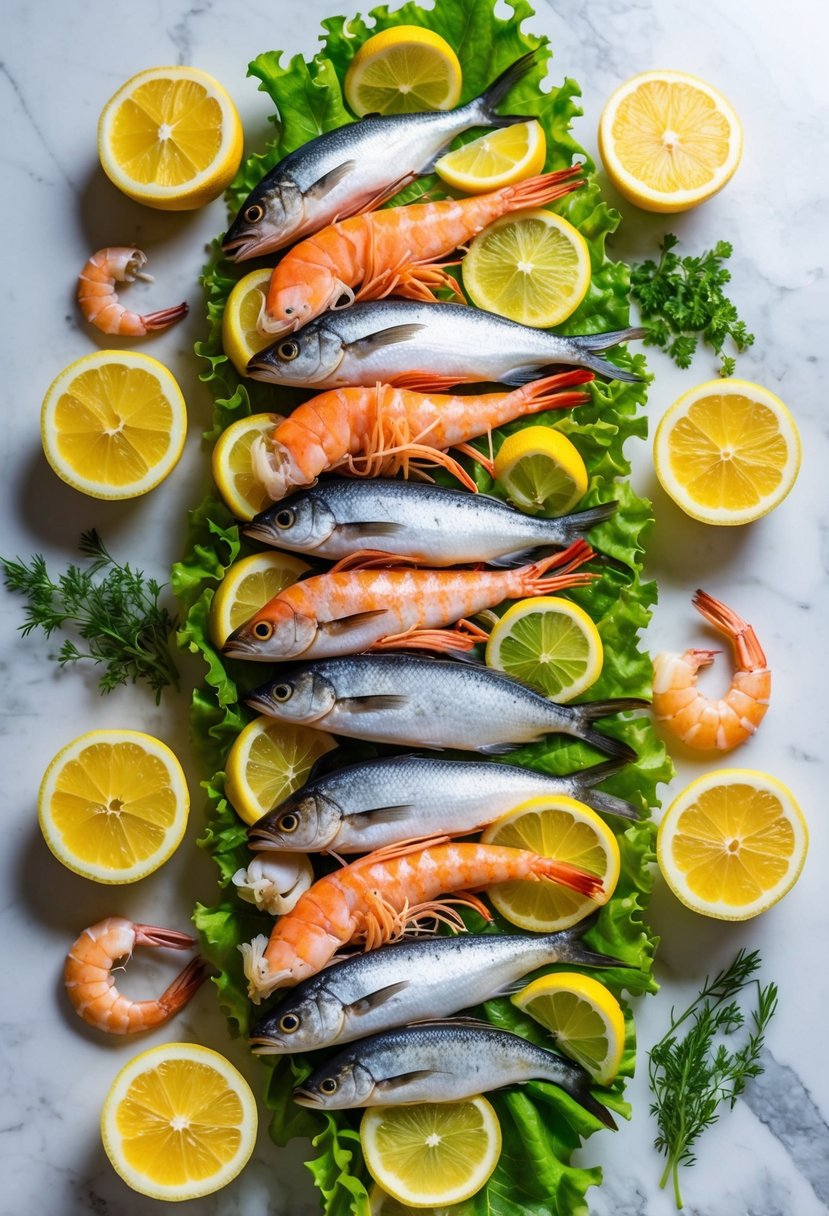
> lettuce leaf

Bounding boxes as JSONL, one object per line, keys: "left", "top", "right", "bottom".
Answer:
{"left": 174, "top": 2, "right": 673, "bottom": 1212}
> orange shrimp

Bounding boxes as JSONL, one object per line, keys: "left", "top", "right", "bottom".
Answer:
{"left": 652, "top": 590, "right": 771, "bottom": 751}
{"left": 251, "top": 369, "right": 594, "bottom": 499}
{"left": 222, "top": 540, "right": 595, "bottom": 661}
{"left": 260, "top": 167, "right": 584, "bottom": 335}
{"left": 77, "top": 247, "right": 188, "bottom": 336}
{"left": 240, "top": 837, "right": 605, "bottom": 1001}
{"left": 64, "top": 917, "right": 207, "bottom": 1034}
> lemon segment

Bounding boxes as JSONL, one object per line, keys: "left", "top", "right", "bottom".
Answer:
{"left": 486, "top": 596, "right": 603, "bottom": 702}
{"left": 493, "top": 424, "right": 588, "bottom": 516}
{"left": 463, "top": 209, "right": 591, "bottom": 327}
{"left": 210, "top": 551, "right": 311, "bottom": 648}
{"left": 361, "top": 1097, "right": 501, "bottom": 1208}
{"left": 653, "top": 378, "right": 801, "bottom": 525}
{"left": 101, "top": 1042, "right": 258, "bottom": 1201}
{"left": 657, "top": 769, "right": 808, "bottom": 921}
{"left": 225, "top": 716, "right": 337, "bottom": 825}
{"left": 482, "top": 796, "right": 620, "bottom": 931}
{"left": 435, "top": 121, "right": 547, "bottom": 193}
{"left": 40, "top": 351, "right": 187, "bottom": 500}
{"left": 98, "top": 66, "right": 244, "bottom": 210}
{"left": 344, "top": 27, "right": 462, "bottom": 116}
{"left": 512, "top": 972, "right": 625, "bottom": 1085}
{"left": 222, "top": 269, "right": 275, "bottom": 376}
{"left": 38, "top": 729, "right": 189, "bottom": 884}
{"left": 598, "top": 70, "right": 742, "bottom": 213}
{"left": 212, "top": 413, "right": 282, "bottom": 521}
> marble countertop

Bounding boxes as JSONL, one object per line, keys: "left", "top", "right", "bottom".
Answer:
{"left": 2, "top": 1, "right": 827, "bottom": 1213}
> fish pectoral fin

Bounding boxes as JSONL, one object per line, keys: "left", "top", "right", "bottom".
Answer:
{"left": 337, "top": 522, "right": 408, "bottom": 541}
{"left": 350, "top": 172, "right": 416, "bottom": 214}
{"left": 352, "top": 324, "right": 426, "bottom": 359}
{"left": 319, "top": 609, "right": 390, "bottom": 638}
{"left": 340, "top": 694, "right": 410, "bottom": 713}
{"left": 388, "top": 371, "right": 464, "bottom": 392}
{"left": 476, "top": 741, "right": 520, "bottom": 755}
{"left": 305, "top": 160, "right": 358, "bottom": 199}
{"left": 408, "top": 1015, "right": 493, "bottom": 1031}
{"left": 344, "top": 981, "right": 412, "bottom": 1016}
{"left": 377, "top": 1070, "right": 438, "bottom": 1093}
{"left": 350, "top": 804, "right": 415, "bottom": 827}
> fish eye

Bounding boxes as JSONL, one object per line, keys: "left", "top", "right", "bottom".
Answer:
{"left": 278, "top": 340, "right": 300, "bottom": 361}
{"left": 273, "top": 684, "right": 293, "bottom": 702}
{"left": 319, "top": 1077, "right": 339, "bottom": 1095}
{"left": 279, "top": 1013, "right": 301, "bottom": 1034}
{"left": 244, "top": 203, "right": 264, "bottom": 224}
{"left": 278, "top": 813, "right": 299, "bottom": 833}
{"left": 253, "top": 621, "right": 273, "bottom": 640}
{"left": 275, "top": 509, "right": 294, "bottom": 528}
{"left": 284, "top": 307, "right": 293, "bottom": 316}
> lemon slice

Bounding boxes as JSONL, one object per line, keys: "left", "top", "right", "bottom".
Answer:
{"left": 493, "top": 424, "right": 588, "bottom": 515}
{"left": 653, "top": 379, "right": 801, "bottom": 525}
{"left": 512, "top": 972, "right": 625, "bottom": 1085}
{"left": 38, "top": 729, "right": 189, "bottom": 883}
{"left": 598, "top": 70, "right": 742, "bottom": 213}
{"left": 361, "top": 1097, "right": 501, "bottom": 1208}
{"left": 657, "top": 769, "right": 808, "bottom": 921}
{"left": 486, "top": 596, "right": 603, "bottom": 702}
{"left": 210, "top": 551, "right": 311, "bottom": 648}
{"left": 40, "top": 351, "right": 187, "bottom": 500}
{"left": 369, "top": 1184, "right": 477, "bottom": 1215}
{"left": 101, "top": 1042, "right": 257, "bottom": 1201}
{"left": 482, "top": 796, "right": 620, "bottom": 931}
{"left": 435, "top": 121, "right": 547, "bottom": 193}
{"left": 463, "top": 209, "right": 591, "bottom": 328}
{"left": 344, "top": 26, "right": 462, "bottom": 116}
{"left": 212, "top": 413, "right": 282, "bottom": 521}
{"left": 98, "top": 66, "right": 243, "bottom": 210}
{"left": 225, "top": 715, "right": 337, "bottom": 825}
{"left": 223, "top": 268, "right": 275, "bottom": 376}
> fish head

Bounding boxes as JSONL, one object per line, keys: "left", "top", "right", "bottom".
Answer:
{"left": 293, "top": 1058, "right": 376, "bottom": 1109}
{"left": 249, "top": 984, "right": 345, "bottom": 1055}
{"left": 248, "top": 789, "right": 342, "bottom": 851}
{"left": 222, "top": 179, "right": 305, "bottom": 260}
{"left": 245, "top": 492, "right": 337, "bottom": 552}
{"left": 246, "top": 323, "right": 345, "bottom": 386}
{"left": 246, "top": 668, "right": 338, "bottom": 722}
{"left": 222, "top": 601, "right": 317, "bottom": 661}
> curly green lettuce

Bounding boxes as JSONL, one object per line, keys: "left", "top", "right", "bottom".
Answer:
{"left": 173, "top": 2, "right": 673, "bottom": 1213}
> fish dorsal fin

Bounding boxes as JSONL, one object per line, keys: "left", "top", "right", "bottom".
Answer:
{"left": 355, "top": 835, "right": 451, "bottom": 865}
{"left": 305, "top": 161, "right": 357, "bottom": 199}
{"left": 352, "top": 324, "right": 425, "bottom": 358}
{"left": 344, "top": 980, "right": 411, "bottom": 1016}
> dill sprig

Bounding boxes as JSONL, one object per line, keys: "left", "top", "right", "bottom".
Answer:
{"left": 630, "top": 233, "right": 755, "bottom": 375}
{"left": 1, "top": 530, "right": 179, "bottom": 703}
{"left": 648, "top": 948, "right": 778, "bottom": 1209}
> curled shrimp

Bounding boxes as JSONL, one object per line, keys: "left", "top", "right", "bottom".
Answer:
{"left": 64, "top": 916, "right": 207, "bottom": 1034}
{"left": 76, "top": 247, "right": 188, "bottom": 336}
{"left": 652, "top": 589, "right": 770, "bottom": 752}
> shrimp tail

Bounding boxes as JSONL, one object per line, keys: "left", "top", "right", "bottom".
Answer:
{"left": 518, "top": 539, "right": 597, "bottom": 595}
{"left": 503, "top": 165, "right": 585, "bottom": 209}
{"left": 693, "top": 588, "right": 767, "bottom": 670}
{"left": 133, "top": 924, "right": 197, "bottom": 950}
{"left": 466, "top": 48, "right": 540, "bottom": 129}
{"left": 563, "top": 327, "right": 647, "bottom": 383}
{"left": 569, "top": 699, "right": 649, "bottom": 761}
{"left": 518, "top": 368, "right": 595, "bottom": 411}
{"left": 158, "top": 956, "right": 210, "bottom": 1017}
{"left": 136, "top": 301, "right": 189, "bottom": 331}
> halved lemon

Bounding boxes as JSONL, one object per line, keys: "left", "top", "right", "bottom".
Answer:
{"left": 463, "top": 210, "right": 591, "bottom": 327}
{"left": 225, "top": 716, "right": 337, "bottom": 825}
{"left": 98, "top": 66, "right": 244, "bottom": 210}
{"left": 212, "top": 413, "right": 282, "bottom": 521}
{"left": 653, "top": 379, "right": 801, "bottom": 525}
{"left": 486, "top": 596, "right": 603, "bottom": 702}
{"left": 482, "top": 796, "right": 620, "bottom": 931}
{"left": 598, "top": 70, "right": 743, "bottom": 212}
{"left": 361, "top": 1097, "right": 501, "bottom": 1208}
{"left": 512, "top": 972, "right": 625, "bottom": 1085}
{"left": 493, "top": 424, "right": 588, "bottom": 515}
{"left": 369, "top": 1185, "right": 477, "bottom": 1215}
{"left": 657, "top": 769, "right": 808, "bottom": 921}
{"left": 40, "top": 351, "right": 187, "bottom": 500}
{"left": 101, "top": 1042, "right": 258, "bottom": 1201}
{"left": 435, "top": 121, "right": 547, "bottom": 193}
{"left": 344, "top": 26, "right": 462, "bottom": 116}
{"left": 38, "top": 729, "right": 189, "bottom": 883}
{"left": 210, "top": 551, "right": 311, "bottom": 648}
{"left": 222, "top": 268, "right": 275, "bottom": 376}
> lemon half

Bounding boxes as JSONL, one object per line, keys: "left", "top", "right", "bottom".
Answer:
{"left": 225, "top": 716, "right": 337, "bottom": 825}
{"left": 513, "top": 972, "right": 625, "bottom": 1085}
{"left": 345, "top": 27, "right": 462, "bottom": 116}
{"left": 486, "top": 595, "right": 603, "bottom": 702}
{"left": 210, "top": 550, "right": 311, "bottom": 648}
{"left": 212, "top": 413, "right": 282, "bottom": 521}
{"left": 493, "top": 424, "right": 588, "bottom": 516}
{"left": 435, "top": 121, "right": 547, "bottom": 193}
{"left": 222, "top": 268, "right": 275, "bottom": 376}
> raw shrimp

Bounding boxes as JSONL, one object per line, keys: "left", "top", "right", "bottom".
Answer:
{"left": 652, "top": 589, "right": 770, "bottom": 751}
{"left": 240, "top": 837, "right": 605, "bottom": 1001}
{"left": 64, "top": 916, "right": 207, "bottom": 1034}
{"left": 251, "top": 369, "right": 593, "bottom": 499}
{"left": 260, "top": 167, "right": 584, "bottom": 335}
{"left": 77, "top": 247, "right": 188, "bottom": 336}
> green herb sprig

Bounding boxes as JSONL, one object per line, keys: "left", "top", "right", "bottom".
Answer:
{"left": 1, "top": 530, "right": 179, "bottom": 703}
{"left": 649, "top": 948, "right": 778, "bottom": 1209}
{"left": 630, "top": 233, "right": 755, "bottom": 375}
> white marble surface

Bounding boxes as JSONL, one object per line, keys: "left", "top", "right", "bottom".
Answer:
{"left": 1, "top": 1, "right": 828, "bottom": 1213}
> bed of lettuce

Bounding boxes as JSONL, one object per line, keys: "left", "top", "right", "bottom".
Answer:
{"left": 171, "top": 1, "right": 673, "bottom": 1212}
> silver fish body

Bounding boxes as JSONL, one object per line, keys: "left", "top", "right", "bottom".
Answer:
{"left": 222, "top": 52, "right": 538, "bottom": 260}
{"left": 245, "top": 654, "right": 644, "bottom": 759}
{"left": 245, "top": 477, "right": 618, "bottom": 567}
{"left": 293, "top": 1019, "right": 616, "bottom": 1126}
{"left": 250, "top": 923, "right": 622, "bottom": 1054}
{"left": 249, "top": 754, "right": 638, "bottom": 853}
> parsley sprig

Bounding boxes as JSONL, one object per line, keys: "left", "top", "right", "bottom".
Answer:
{"left": 1, "top": 530, "right": 179, "bottom": 703}
{"left": 630, "top": 234, "right": 755, "bottom": 375}
{"left": 648, "top": 948, "right": 778, "bottom": 1209}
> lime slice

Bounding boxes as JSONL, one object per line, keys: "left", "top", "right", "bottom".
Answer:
{"left": 486, "top": 595, "right": 603, "bottom": 701}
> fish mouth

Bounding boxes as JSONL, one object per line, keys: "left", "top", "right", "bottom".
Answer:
{"left": 248, "top": 1034, "right": 288, "bottom": 1055}
{"left": 247, "top": 823, "right": 283, "bottom": 849}
{"left": 221, "top": 231, "right": 270, "bottom": 261}
{"left": 221, "top": 631, "right": 271, "bottom": 660}
{"left": 292, "top": 1086, "right": 323, "bottom": 1107}
{"left": 242, "top": 519, "right": 281, "bottom": 545}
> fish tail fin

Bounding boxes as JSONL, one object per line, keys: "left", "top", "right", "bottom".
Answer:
{"left": 550, "top": 500, "right": 619, "bottom": 547}
{"left": 535, "top": 856, "right": 605, "bottom": 900}
{"left": 570, "top": 699, "right": 649, "bottom": 761}
{"left": 503, "top": 167, "right": 585, "bottom": 209}
{"left": 572, "top": 757, "right": 641, "bottom": 821}
{"left": 561, "top": 1071, "right": 619, "bottom": 1130}
{"left": 563, "top": 327, "right": 647, "bottom": 382}
{"left": 471, "top": 48, "right": 542, "bottom": 127}
{"left": 544, "top": 912, "right": 631, "bottom": 968}
{"left": 519, "top": 539, "right": 596, "bottom": 596}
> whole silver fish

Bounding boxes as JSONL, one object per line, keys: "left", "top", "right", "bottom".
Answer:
{"left": 245, "top": 477, "right": 618, "bottom": 567}
{"left": 249, "top": 754, "right": 639, "bottom": 853}
{"left": 245, "top": 654, "right": 645, "bottom": 759}
{"left": 222, "top": 52, "right": 539, "bottom": 260}
{"left": 292, "top": 1019, "right": 616, "bottom": 1126}
{"left": 248, "top": 299, "right": 645, "bottom": 387}
{"left": 249, "top": 921, "right": 623, "bottom": 1054}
